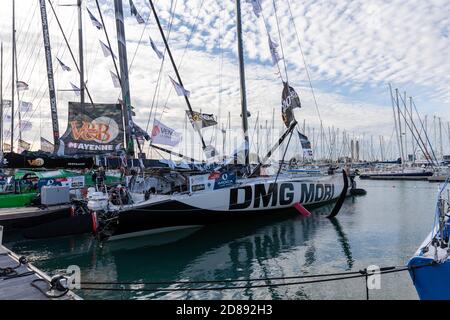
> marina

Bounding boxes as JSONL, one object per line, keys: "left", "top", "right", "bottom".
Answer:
{"left": 0, "top": 0, "right": 449, "bottom": 303}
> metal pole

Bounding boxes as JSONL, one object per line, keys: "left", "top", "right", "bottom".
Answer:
{"left": 11, "top": 0, "right": 15, "bottom": 151}
{"left": 0, "top": 43, "right": 3, "bottom": 152}
{"left": 39, "top": 0, "right": 60, "bottom": 151}
{"left": 114, "top": 0, "right": 134, "bottom": 155}
{"left": 77, "top": 0, "right": 85, "bottom": 108}
{"left": 235, "top": 0, "right": 250, "bottom": 169}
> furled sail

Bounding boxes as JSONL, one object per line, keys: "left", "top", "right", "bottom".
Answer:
{"left": 59, "top": 102, "right": 125, "bottom": 155}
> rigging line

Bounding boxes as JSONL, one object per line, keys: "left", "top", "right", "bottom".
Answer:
{"left": 94, "top": 0, "right": 123, "bottom": 94}
{"left": 286, "top": 0, "right": 322, "bottom": 123}
{"left": 145, "top": 0, "right": 176, "bottom": 130}
{"left": 150, "top": 0, "right": 178, "bottom": 124}
{"left": 47, "top": 0, "right": 95, "bottom": 106}
{"left": 271, "top": 0, "right": 289, "bottom": 84}
{"left": 161, "top": 0, "right": 206, "bottom": 112}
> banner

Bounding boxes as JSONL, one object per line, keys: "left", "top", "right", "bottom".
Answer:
{"left": 40, "top": 137, "right": 54, "bottom": 153}
{"left": 3, "top": 143, "right": 11, "bottom": 152}
{"left": 59, "top": 102, "right": 125, "bottom": 155}
{"left": 187, "top": 110, "right": 217, "bottom": 129}
{"left": 151, "top": 119, "right": 181, "bottom": 147}
{"left": 1, "top": 151, "right": 94, "bottom": 169}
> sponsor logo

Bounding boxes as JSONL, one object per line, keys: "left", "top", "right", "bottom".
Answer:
{"left": 229, "top": 183, "right": 335, "bottom": 210}
{"left": 70, "top": 116, "right": 119, "bottom": 144}
{"left": 27, "top": 158, "right": 45, "bottom": 166}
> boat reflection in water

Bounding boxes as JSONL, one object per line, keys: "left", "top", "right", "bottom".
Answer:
{"left": 8, "top": 207, "right": 356, "bottom": 300}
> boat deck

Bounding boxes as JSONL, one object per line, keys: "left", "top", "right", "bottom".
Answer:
{"left": 0, "top": 245, "right": 80, "bottom": 300}
{"left": 0, "top": 205, "right": 70, "bottom": 223}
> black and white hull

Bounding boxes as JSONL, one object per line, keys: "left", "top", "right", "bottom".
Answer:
{"left": 91, "top": 174, "right": 345, "bottom": 241}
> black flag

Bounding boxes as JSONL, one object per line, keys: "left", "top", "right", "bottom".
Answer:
{"left": 281, "top": 82, "right": 301, "bottom": 128}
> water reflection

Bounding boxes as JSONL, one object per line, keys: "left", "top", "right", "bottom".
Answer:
{"left": 7, "top": 208, "right": 355, "bottom": 300}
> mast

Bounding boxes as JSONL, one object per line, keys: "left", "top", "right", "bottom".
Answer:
{"left": 113, "top": 0, "right": 134, "bottom": 155}
{"left": 0, "top": 43, "right": 3, "bottom": 152}
{"left": 11, "top": 0, "right": 15, "bottom": 151}
{"left": 39, "top": 0, "right": 60, "bottom": 151}
{"left": 235, "top": 0, "right": 250, "bottom": 169}
{"left": 77, "top": 0, "right": 85, "bottom": 108}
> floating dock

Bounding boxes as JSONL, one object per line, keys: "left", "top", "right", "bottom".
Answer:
{"left": 0, "top": 226, "right": 80, "bottom": 300}
{"left": 0, "top": 205, "right": 71, "bottom": 229}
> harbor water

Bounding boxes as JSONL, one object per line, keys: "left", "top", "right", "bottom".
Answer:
{"left": 3, "top": 179, "right": 439, "bottom": 300}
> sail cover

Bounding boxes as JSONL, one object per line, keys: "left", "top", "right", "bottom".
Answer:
{"left": 59, "top": 102, "right": 125, "bottom": 155}
{"left": 281, "top": 82, "right": 301, "bottom": 128}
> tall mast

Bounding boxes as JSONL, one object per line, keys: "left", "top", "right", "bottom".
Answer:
{"left": 113, "top": 0, "right": 134, "bottom": 155}
{"left": 11, "top": 0, "right": 15, "bottom": 151}
{"left": 77, "top": 0, "right": 85, "bottom": 108}
{"left": 39, "top": 0, "right": 60, "bottom": 150}
{"left": 235, "top": 0, "right": 250, "bottom": 169}
{"left": 0, "top": 43, "right": 3, "bottom": 152}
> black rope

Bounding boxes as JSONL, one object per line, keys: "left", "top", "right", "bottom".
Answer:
{"left": 79, "top": 264, "right": 432, "bottom": 292}
{"left": 30, "top": 278, "right": 69, "bottom": 299}
{"left": 79, "top": 266, "right": 422, "bottom": 293}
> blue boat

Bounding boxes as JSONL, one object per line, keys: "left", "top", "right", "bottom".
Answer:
{"left": 408, "top": 180, "right": 450, "bottom": 300}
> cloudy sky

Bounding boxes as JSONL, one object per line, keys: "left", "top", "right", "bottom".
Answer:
{"left": 0, "top": 0, "right": 449, "bottom": 158}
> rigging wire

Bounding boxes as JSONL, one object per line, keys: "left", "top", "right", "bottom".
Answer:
{"left": 285, "top": 0, "right": 322, "bottom": 123}
{"left": 271, "top": 0, "right": 289, "bottom": 84}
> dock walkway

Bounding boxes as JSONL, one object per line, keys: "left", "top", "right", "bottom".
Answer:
{"left": 0, "top": 226, "right": 80, "bottom": 300}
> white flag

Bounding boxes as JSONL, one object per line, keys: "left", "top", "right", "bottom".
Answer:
{"left": 246, "top": 0, "right": 262, "bottom": 18}
{"left": 16, "top": 81, "right": 29, "bottom": 91}
{"left": 268, "top": 35, "right": 282, "bottom": 65}
{"left": 20, "top": 120, "right": 33, "bottom": 131}
{"left": 169, "top": 76, "right": 190, "bottom": 98}
{"left": 99, "top": 40, "right": 117, "bottom": 59}
{"left": 57, "top": 58, "right": 71, "bottom": 71}
{"left": 19, "top": 101, "right": 33, "bottom": 113}
{"left": 70, "top": 82, "right": 81, "bottom": 96}
{"left": 87, "top": 8, "right": 103, "bottom": 30}
{"left": 110, "top": 70, "right": 121, "bottom": 88}
{"left": 151, "top": 119, "right": 181, "bottom": 147}
{"left": 40, "top": 137, "right": 54, "bottom": 153}
{"left": 129, "top": 0, "right": 145, "bottom": 24}
{"left": 149, "top": 37, "right": 163, "bottom": 59}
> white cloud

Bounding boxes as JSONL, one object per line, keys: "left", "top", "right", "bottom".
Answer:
{"left": 0, "top": 0, "right": 448, "bottom": 157}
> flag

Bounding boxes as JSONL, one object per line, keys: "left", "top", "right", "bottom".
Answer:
{"left": 70, "top": 82, "right": 81, "bottom": 96}
{"left": 110, "top": 70, "right": 121, "bottom": 88}
{"left": 169, "top": 76, "right": 190, "bottom": 98}
{"left": 99, "top": 40, "right": 117, "bottom": 59}
{"left": 40, "top": 137, "right": 54, "bottom": 153}
{"left": 16, "top": 81, "right": 29, "bottom": 91}
{"left": 20, "top": 120, "right": 33, "bottom": 131}
{"left": 151, "top": 119, "right": 181, "bottom": 147}
{"left": 268, "top": 35, "right": 282, "bottom": 65}
{"left": 3, "top": 114, "right": 11, "bottom": 122}
{"left": 186, "top": 110, "right": 217, "bottom": 129}
{"left": 245, "top": 0, "right": 262, "bottom": 18}
{"left": 281, "top": 82, "right": 301, "bottom": 127}
{"left": 133, "top": 123, "right": 150, "bottom": 141}
{"left": 2, "top": 100, "right": 12, "bottom": 108}
{"left": 297, "top": 131, "right": 313, "bottom": 158}
{"left": 129, "top": 0, "right": 145, "bottom": 24}
{"left": 87, "top": 8, "right": 103, "bottom": 30}
{"left": 57, "top": 57, "right": 71, "bottom": 71}
{"left": 3, "top": 143, "right": 11, "bottom": 152}
{"left": 19, "top": 101, "right": 33, "bottom": 113}
{"left": 18, "top": 139, "right": 31, "bottom": 153}
{"left": 149, "top": 37, "right": 163, "bottom": 59}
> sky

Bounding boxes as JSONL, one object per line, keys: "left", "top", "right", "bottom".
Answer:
{"left": 0, "top": 0, "right": 449, "bottom": 159}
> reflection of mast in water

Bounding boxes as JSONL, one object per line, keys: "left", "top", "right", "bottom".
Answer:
{"left": 328, "top": 217, "right": 354, "bottom": 269}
